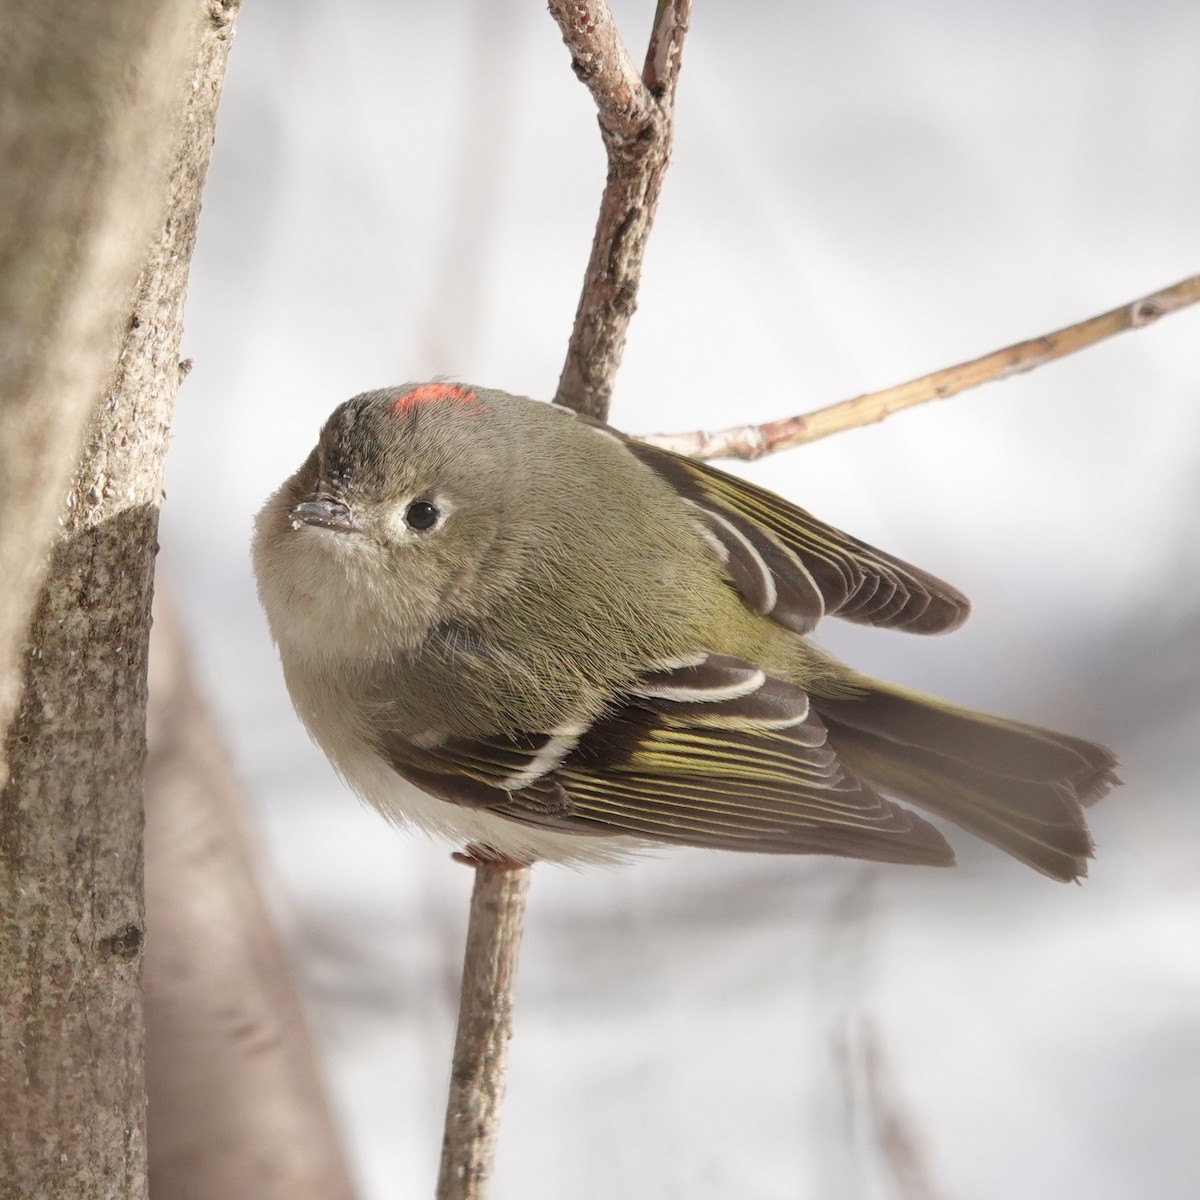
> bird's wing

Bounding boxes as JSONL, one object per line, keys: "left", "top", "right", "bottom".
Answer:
{"left": 379, "top": 652, "right": 955, "bottom": 866}
{"left": 611, "top": 429, "right": 970, "bottom": 636}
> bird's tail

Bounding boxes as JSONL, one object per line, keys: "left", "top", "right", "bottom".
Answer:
{"left": 811, "top": 675, "right": 1120, "bottom": 882}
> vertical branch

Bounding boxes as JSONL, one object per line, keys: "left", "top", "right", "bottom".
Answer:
{"left": 436, "top": 865, "right": 531, "bottom": 1200}
{"left": 549, "top": 0, "right": 693, "bottom": 420}
{"left": 434, "top": 6, "right": 693, "bottom": 1197}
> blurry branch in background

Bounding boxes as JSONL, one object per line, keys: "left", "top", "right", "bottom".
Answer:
{"left": 145, "top": 589, "right": 356, "bottom": 1200}
{"left": 548, "top": 0, "right": 692, "bottom": 420}
{"left": 0, "top": 4, "right": 239, "bottom": 1196}
{"left": 641, "top": 271, "right": 1200, "bottom": 460}
{"left": 434, "top": 3, "right": 692, "bottom": 1199}
{"left": 838, "top": 1015, "right": 946, "bottom": 1200}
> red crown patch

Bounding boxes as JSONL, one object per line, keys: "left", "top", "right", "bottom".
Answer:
{"left": 389, "top": 383, "right": 488, "bottom": 417}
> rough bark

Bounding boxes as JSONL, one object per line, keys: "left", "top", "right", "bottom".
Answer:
{"left": 0, "top": 4, "right": 239, "bottom": 1198}
{"left": 549, "top": 0, "right": 692, "bottom": 419}
{"left": 144, "top": 591, "right": 357, "bottom": 1200}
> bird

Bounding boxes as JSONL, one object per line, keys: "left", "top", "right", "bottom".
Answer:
{"left": 252, "top": 381, "right": 1119, "bottom": 881}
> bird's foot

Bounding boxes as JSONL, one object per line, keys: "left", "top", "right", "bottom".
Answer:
{"left": 452, "top": 842, "right": 530, "bottom": 870}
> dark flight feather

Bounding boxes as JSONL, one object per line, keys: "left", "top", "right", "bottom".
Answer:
{"left": 379, "top": 653, "right": 958, "bottom": 867}
{"left": 617, "top": 433, "right": 971, "bottom": 635}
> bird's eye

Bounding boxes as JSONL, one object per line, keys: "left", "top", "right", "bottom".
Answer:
{"left": 404, "top": 499, "right": 440, "bottom": 531}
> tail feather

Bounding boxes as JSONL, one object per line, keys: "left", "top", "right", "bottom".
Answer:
{"left": 814, "top": 679, "right": 1120, "bottom": 882}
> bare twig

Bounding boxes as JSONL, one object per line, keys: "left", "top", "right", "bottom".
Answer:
{"left": 436, "top": 864, "right": 530, "bottom": 1200}
{"left": 434, "top": 6, "right": 693, "bottom": 1196}
{"left": 549, "top": 0, "right": 693, "bottom": 419}
{"left": 640, "top": 272, "right": 1200, "bottom": 460}
{"left": 547, "top": 0, "right": 651, "bottom": 141}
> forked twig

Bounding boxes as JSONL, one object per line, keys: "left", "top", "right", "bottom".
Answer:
{"left": 434, "top": 4, "right": 693, "bottom": 1197}
{"left": 549, "top": 0, "right": 693, "bottom": 419}
{"left": 640, "top": 272, "right": 1200, "bottom": 460}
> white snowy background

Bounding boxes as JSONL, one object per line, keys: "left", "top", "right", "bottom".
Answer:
{"left": 163, "top": 1, "right": 1200, "bottom": 1196}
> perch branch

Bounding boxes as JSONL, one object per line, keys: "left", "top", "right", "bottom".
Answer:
{"left": 549, "top": 0, "right": 693, "bottom": 419}
{"left": 436, "top": 864, "right": 530, "bottom": 1200}
{"left": 639, "top": 271, "right": 1200, "bottom": 460}
{"left": 434, "top": 5, "right": 693, "bottom": 1198}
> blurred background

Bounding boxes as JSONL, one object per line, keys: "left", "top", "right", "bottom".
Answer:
{"left": 163, "top": 0, "right": 1200, "bottom": 1196}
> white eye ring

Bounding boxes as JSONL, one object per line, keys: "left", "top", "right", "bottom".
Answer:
{"left": 392, "top": 493, "right": 454, "bottom": 539}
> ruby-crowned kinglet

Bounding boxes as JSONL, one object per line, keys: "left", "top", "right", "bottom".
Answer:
{"left": 252, "top": 382, "right": 1118, "bottom": 881}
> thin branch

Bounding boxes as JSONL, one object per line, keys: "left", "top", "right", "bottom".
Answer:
{"left": 546, "top": 0, "right": 651, "bottom": 141}
{"left": 640, "top": 271, "right": 1200, "bottom": 460}
{"left": 549, "top": 0, "right": 693, "bottom": 420}
{"left": 434, "top": 6, "right": 694, "bottom": 1198}
{"left": 436, "top": 864, "right": 530, "bottom": 1200}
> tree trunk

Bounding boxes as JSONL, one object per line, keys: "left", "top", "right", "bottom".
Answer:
{"left": 0, "top": 0, "right": 204, "bottom": 783}
{"left": 0, "top": 4, "right": 239, "bottom": 1197}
